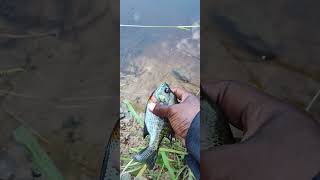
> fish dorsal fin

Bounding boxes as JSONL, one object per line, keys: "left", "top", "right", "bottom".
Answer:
{"left": 167, "top": 125, "right": 175, "bottom": 144}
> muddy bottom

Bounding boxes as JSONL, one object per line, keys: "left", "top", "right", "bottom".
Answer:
{"left": 0, "top": 0, "right": 118, "bottom": 179}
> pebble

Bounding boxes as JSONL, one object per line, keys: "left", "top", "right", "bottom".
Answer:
{"left": 134, "top": 176, "right": 148, "bottom": 180}
{"left": 120, "top": 112, "right": 126, "bottom": 119}
{"left": 120, "top": 172, "right": 133, "bottom": 180}
{"left": 31, "top": 169, "right": 42, "bottom": 178}
{"left": 125, "top": 134, "right": 130, "bottom": 141}
{"left": 122, "top": 117, "right": 131, "bottom": 124}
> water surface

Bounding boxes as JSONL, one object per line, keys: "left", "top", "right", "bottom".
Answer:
{"left": 120, "top": 0, "right": 200, "bottom": 74}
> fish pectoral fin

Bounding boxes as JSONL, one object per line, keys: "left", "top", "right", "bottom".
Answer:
{"left": 166, "top": 131, "right": 175, "bottom": 145}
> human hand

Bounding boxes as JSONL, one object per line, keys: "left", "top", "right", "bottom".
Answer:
{"left": 148, "top": 87, "right": 200, "bottom": 139}
{"left": 201, "top": 80, "right": 320, "bottom": 180}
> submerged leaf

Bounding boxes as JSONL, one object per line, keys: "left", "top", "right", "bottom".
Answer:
{"left": 13, "top": 126, "right": 64, "bottom": 180}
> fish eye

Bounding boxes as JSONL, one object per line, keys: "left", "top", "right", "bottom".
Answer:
{"left": 164, "top": 87, "right": 170, "bottom": 93}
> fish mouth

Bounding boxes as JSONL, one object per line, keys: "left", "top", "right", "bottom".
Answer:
{"left": 160, "top": 82, "right": 169, "bottom": 87}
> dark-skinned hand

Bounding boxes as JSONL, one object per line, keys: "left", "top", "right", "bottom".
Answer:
{"left": 201, "top": 80, "right": 320, "bottom": 180}
{"left": 148, "top": 87, "right": 200, "bottom": 139}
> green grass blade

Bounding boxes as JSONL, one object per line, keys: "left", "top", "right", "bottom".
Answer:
{"left": 136, "top": 164, "right": 147, "bottom": 177}
{"left": 159, "top": 147, "right": 188, "bottom": 155}
{"left": 0, "top": 67, "right": 25, "bottom": 75}
{"left": 121, "top": 162, "right": 141, "bottom": 169}
{"left": 188, "top": 168, "right": 195, "bottom": 180}
{"left": 130, "top": 147, "right": 144, "bottom": 153}
{"left": 123, "top": 100, "right": 143, "bottom": 126}
{"left": 160, "top": 151, "right": 175, "bottom": 179}
{"left": 120, "top": 157, "right": 132, "bottom": 161}
{"left": 121, "top": 159, "right": 134, "bottom": 174}
{"left": 156, "top": 164, "right": 165, "bottom": 180}
{"left": 176, "top": 154, "right": 181, "bottom": 168}
{"left": 13, "top": 126, "right": 64, "bottom": 180}
{"left": 175, "top": 165, "right": 187, "bottom": 180}
{"left": 126, "top": 166, "right": 143, "bottom": 173}
{"left": 183, "top": 168, "right": 190, "bottom": 180}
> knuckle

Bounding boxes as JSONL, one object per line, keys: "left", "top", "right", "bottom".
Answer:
{"left": 168, "top": 107, "right": 175, "bottom": 114}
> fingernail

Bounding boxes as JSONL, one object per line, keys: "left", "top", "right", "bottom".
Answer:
{"left": 148, "top": 102, "right": 156, "bottom": 111}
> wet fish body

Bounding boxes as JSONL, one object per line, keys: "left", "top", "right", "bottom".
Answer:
{"left": 201, "top": 94, "right": 235, "bottom": 150}
{"left": 134, "top": 83, "right": 176, "bottom": 169}
{"left": 209, "top": 12, "right": 276, "bottom": 61}
{"left": 100, "top": 120, "right": 120, "bottom": 180}
{"left": 172, "top": 69, "right": 191, "bottom": 83}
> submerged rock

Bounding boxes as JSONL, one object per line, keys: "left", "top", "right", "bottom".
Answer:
{"left": 120, "top": 172, "right": 132, "bottom": 180}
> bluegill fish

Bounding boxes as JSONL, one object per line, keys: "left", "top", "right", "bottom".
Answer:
{"left": 201, "top": 91, "right": 235, "bottom": 150}
{"left": 100, "top": 120, "right": 120, "bottom": 180}
{"left": 134, "top": 83, "right": 176, "bottom": 169}
{"left": 209, "top": 12, "right": 276, "bottom": 61}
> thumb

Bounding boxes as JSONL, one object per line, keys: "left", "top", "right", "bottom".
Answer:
{"left": 148, "top": 102, "right": 171, "bottom": 118}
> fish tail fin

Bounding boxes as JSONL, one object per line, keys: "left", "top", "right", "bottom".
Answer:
{"left": 133, "top": 147, "right": 158, "bottom": 169}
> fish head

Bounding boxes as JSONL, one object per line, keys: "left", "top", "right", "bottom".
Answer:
{"left": 152, "top": 82, "right": 175, "bottom": 105}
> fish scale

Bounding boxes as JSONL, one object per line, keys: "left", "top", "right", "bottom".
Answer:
{"left": 201, "top": 96, "right": 235, "bottom": 150}
{"left": 100, "top": 120, "right": 120, "bottom": 180}
{"left": 145, "top": 109, "right": 165, "bottom": 149}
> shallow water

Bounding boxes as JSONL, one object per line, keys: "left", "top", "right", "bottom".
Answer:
{"left": 120, "top": 0, "right": 200, "bottom": 74}
{"left": 119, "top": 1, "right": 200, "bottom": 178}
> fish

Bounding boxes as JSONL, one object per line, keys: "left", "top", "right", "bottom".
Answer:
{"left": 209, "top": 12, "right": 276, "bottom": 61}
{"left": 172, "top": 69, "right": 191, "bottom": 83}
{"left": 133, "top": 82, "right": 176, "bottom": 169}
{"left": 200, "top": 90, "right": 235, "bottom": 150}
{"left": 100, "top": 119, "right": 120, "bottom": 180}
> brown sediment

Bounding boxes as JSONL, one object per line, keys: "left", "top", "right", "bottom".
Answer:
{"left": 0, "top": 0, "right": 110, "bottom": 39}
{"left": 271, "top": 58, "right": 320, "bottom": 82}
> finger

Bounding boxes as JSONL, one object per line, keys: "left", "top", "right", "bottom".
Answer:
{"left": 201, "top": 80, "right": 294, "bottom": 138}
{"left": 148, "top": 102, "right": 171, "bottom": 118}
{"left": 171, "top": 87, "right": 190, "bottom": 101}
{"left": 149, "top": 95, "right": 157, "bottom": 103}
